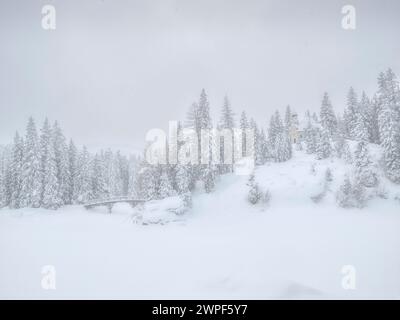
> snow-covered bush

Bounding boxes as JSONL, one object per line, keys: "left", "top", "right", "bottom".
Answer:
{"left": 246, "top": 174, "right": 262, "bottom": 205}
{"left": 336, "top": 175, "right": 367, "bottom": 208}
{"left": 352, "top": 179, "right": 367, "bottom": 208}
{"left": 336, "top": 176, "right": 355, "bottom": 208}
{"left": 247, "top": 178, "right": 262, "bottom": 205}
{"left": 131, "top": 195, "right": 190, "bottom": 225}
{"left": 246, "top": 173, "right": 270, "bottom": 206}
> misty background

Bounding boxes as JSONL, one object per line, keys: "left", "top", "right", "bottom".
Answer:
{"left": 0, "top": 0, "right": 399, "bottom": 153}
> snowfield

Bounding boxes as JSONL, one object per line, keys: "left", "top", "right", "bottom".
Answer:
{"left": 1, "top": 149, "right": 400, "bottom": 299}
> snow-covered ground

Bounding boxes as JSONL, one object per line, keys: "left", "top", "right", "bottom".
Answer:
{"left": 1, "top": 150, "right": 400, "bottom": 299}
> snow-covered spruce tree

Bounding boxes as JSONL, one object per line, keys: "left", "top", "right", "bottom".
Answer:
{"left": 320, "top": 92, "right": 337, "bottom": 137}
{"left": 368, "top": 94, "right": 381, "bottom": 144}
{"left": 127, "top": 155, "right": 140, "bottom": 198}
{"left": 316, "top": 127, "right": 332, "bottom": 160}
{"left": 352, "top": 175, "right": 367, "bottom": 208}
{"left": 185, "top": 89, "right": 214, "bottom": 186}
{"left": 259, "top": 129, "right": 268, "bottom": 164}
{"left": 40, "top": 119, "right": 62, "bottom": 209}
{"left": 175, "top": 163, "right": 189, "bottom": 194}
{"left": 113, "top": 151, "right": 130, "bottom": 197}
{"left": 359, "top": 91, "right": 374, "bottom": 142}
{"left": 250, "top": 118, "right": 262, "bottom": 165}
{"left": 105, "top": 151, "right": 127, "bottom": 197}
{"left": 336, "top": 115, "right": 347, "bottom": 140}
{"left": 137, "top": 161, "right": 159, "bottom": 200}
{"left": 334, "top": 135, "right": 353, "bottom": 164}
{"left": 20, "top": 117, "right": 42, "bottom": 208}
{"left": 336, "top": 176, "right": 354, "bottom": 208}
{"left": 52, "top": 121, "right": 69, "bottom": 205}
{"left": 218, "top": 95, "right": 235, "bottom": 173}
{"left": 284, "top": 105, "right": 292, "bottom": 131}
{"left": 240, "top": 111, "right": 249, "bottom": 157}
{"left": 74, "top": 146, "right": 92, "bottom": 203}
{"left": 158, "top": 166, "right": 176, "bottom": 199}
{"left": 67, "top": 139, "right": 77, "bottom": 204}
{"left": 91, "top": 153, "right": 109, "bottom": 200}
{"left": 354, "top": 141, "right": 378, "bottom": 188}
{"left": 343, "top": 87, "right": 358, "bottom": 139}
{"left": 303, "top": 114, "right": 317, "bottom": 154}
{"left": 353, "top": 92, "right": 370, "bottom": 142}
{"left": 202, "top": 164, "right": 215, "bottom": 193}
{"left": 9, "top": 132, "right": 24, "bottom": 208}
{"left": 0, "top": 147, "right": 7, "bottom": 208}
{"left": 246, "top": 173, "right": 262, "bottom": 205}
{"left": 377, "top": 69, "right": 400, "bottom": 183}
{"left": 267, "top": 115, "right": 278, "bottom": 152}
{"left": 272, "top": 111, "right": 292, "bottom": 162}
{"left": 303, "top": 119, "right": 317, "bottom": 154}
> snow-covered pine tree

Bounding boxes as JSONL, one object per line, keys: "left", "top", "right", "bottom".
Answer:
{"left": 333, "top": 135, "right": 352, "bottom": 164}
{"left": 284, "top": 105, "right": 292, "bottom": 131}
{"left": 9, "top": 132, "right": 24, "bottom": 208}
{"left": 259, "top": 129, "right": 268, "bottom": 164}
{"left": 320, "top": 92, "right": 337, "bottom": 137}
{"left": 104, "top": 151, "right": 126, "bottom": 197}
{"left": 267, "top": 115, "right": 278, "bottom": 152}
{"left": 352, "top": 178, "right": 367, "bottom": 208}
{"left": 40, "top": 118, "right": 62, "bottom": 209}
{"left": 158, "top": 166, "right": 176, "bottom": 199}
{"left": 127, "top": 155, "right": 140, "bottom": 198}
{"left": 74, "top": 146, "right": 92, "bottom": 203}
{"left": 240, "top": 111, "right": 249, "bottom": 157}
{"left": 91, "top": 153, "right": 109, "bottom": 200}
{"left": 368, "top": 94, "right": 381, "bottom": 144}
{"left": 273, "top": 111, "right": 292, "bottom": 162}
{"left": 336, "top": 115, "right": 347, "bottom": 140}
{"left": 344, "top": 87, "right": 358, "bottom": 139}
{"left": 303, "top": 112, "right": 317, "bottom": 154}
{"left": 42, "top": 146, "right": 62, "bottom": 209}
{"left": 250, "top": 118, "right": 262, "bottom": 165}
{"left": 377, "top": 69, "right": 400, "bottom": 183}
{"left": 316, "top": 127, "right": 332, "bottom": 159}
{"left": 67, "top": 139, "right": 77, "bottom": 204}
{"left": 218, "top": 95, "right": 235, "bottom": 173}
{"left": 39, "top": 118, "right": 52, "bottom": 203}
{"left": 185, "top": 89, "right": 214, "bottom": 186}
{"left": 113, "top": 151, "right": 130, "bottom": 197}
{"left": 175, "top": 163, "right": 189, "bottom": 194}
{"left": 20, "top": 117, "right": 42, "bottom": 208}
{"left": 353, "top": 141, "right": 378, "bottom": 188}
{"left": 202, "top": 164, "right": 215, "bottom": 193}
{"left": 52, "top": 121, "right": 70, "bottom": 205}
{"left": 354, "top": 92, "right": 370, "bottom": 142}
{"left": 140, "top": 164, "right": 159, "bottom": 200}
{"left": 0, "top": 147, "right": 7, "bottom": 208}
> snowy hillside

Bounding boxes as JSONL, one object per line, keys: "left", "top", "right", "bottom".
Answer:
{"left": 1, "top": 147, "right": 399, "bottom": 299}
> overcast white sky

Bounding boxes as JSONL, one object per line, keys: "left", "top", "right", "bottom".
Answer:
{"left": 0, "top": 0, "right": 399, "bottom": 152}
